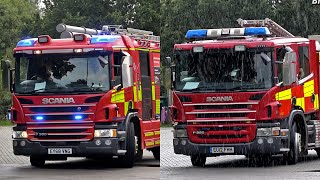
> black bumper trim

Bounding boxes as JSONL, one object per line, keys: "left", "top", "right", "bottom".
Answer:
{"left": 173, "top": 136, "right": 289, "bottom": 156}
{"left": 13, "top": 138, "right": 123, "bottom": 157}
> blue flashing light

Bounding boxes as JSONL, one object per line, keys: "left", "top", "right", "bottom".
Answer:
{"left": 74, "top": 115, "right": 83, "bottom": 120}
{"left": 16, "top": 38, "right": 37, "bottom": 47}
{"left": 185, "top": 29, "right": 208, "bottom": 39}
{"left": 244, "top": 27, "right": 270, "bottom": 36}
{"left": 35, "top": 116, "right": 44, "bottom": 120}
{"left": 90, "top": 35, "right": 119, "bottom": 44}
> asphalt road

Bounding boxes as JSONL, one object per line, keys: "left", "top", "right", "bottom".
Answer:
{"left": 0, "top": 127, "right": 159, "bottom": 180}
{"left": 160, "top": 127, "right": 320, "bottom": 180}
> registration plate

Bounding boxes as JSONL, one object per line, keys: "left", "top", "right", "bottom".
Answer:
{"left": 210, "top": 147, "right": 234, "bottom": 154}
{"left": 48, "top": 148, "right": 72, "bottom": 155}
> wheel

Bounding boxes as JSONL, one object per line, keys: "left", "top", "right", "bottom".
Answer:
{"left": 151, "top": 146, "right": 160, "bottom": 160}
{"left": 190, "top": 155, "right": 206, "bottom": 167}
{"left": 119, "top": 122, "right": 136, "bottom": 168}
{"left": 135, "top": 135, "right": 143, "bottom": 162}
{"left": 30, "top": 156, "right": 45, "bottom": 167}
{"left": 285, "top": 123, "right": 301, "bottom": 165}
{"left": 315, "top": 148, "right": 320, "bottom": 158}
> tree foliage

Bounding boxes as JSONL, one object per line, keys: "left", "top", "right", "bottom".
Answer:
{"left": 161, "top": 0, "right": 320, "bottom": 59}
{"left": 0, "top": 0, "right": 38, "bottom": 60}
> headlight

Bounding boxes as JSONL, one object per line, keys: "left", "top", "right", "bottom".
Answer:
{"left": 257, "top": 128, "right": 272, "bottom": 136}
{"left": 174, "top": 129, "right": 187, "bottom": 138}
{"left": 257, "top": 127, "right": 280, "bottom": 136}
{"left": 12, "top": 131, "right": 28, "bottom": 139}
{"left": 94, "top": 129, "right": 117, "bottom": 138}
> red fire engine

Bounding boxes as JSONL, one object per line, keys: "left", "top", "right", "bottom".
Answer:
{"left": 3, "top": 24, "right": 160, "bottom": 167}
{"left": 169, "top": 18, "right": 320, "bottom": 166}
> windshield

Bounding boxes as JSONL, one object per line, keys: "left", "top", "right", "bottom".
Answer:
{"left": 15, "top": 52, "right": 111, "bottom": 94}
{"left": 174, "top": 47, "right": 273, "bottom": 92}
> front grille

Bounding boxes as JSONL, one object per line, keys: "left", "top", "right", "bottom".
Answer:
{"left": 196, "top": 113, "right": 247, "bottom": 118}
{"left": 24, "top": 104, "right": 95, "bottom": 142}
{"left": 30, "top": 106, "right": 90, "bottom": 113}
{"left": 30, "top": 114, "right": 89, "bottom": 121}
{"left": 195, "top": 104, "right": 248, "bottom": 110}
{"left": 198, "top": 135, "right": 246, "bottom": 139}
{"left": 27, "top": 124, "right": 94, "bottom": 141}
{"left": 40, "top": 142, "right": 81, "bottom": 146}
{"left": 187, "top": 123, "right": 256, "bottom": 144}
{"left": 35, "top": 135, "right": 88, "bottom": 139}
{"left": 185, "top": 102, "right": 257, "bottom": 144}
{"left": 33, "top": 129, "right": 87, "bottom": 133}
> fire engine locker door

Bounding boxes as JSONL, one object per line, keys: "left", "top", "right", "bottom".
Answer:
{"left": 139, "top": 51, "right": 152, "bottom": 120}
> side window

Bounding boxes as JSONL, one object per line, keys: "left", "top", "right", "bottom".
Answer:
{"left": 113, "top": 52, "right": 123, "bottom": 85}
{"left": 139, "top": 51, "right": 150, "bottom": 76}
{"left": 298, "top": 46, "right": 310, "bottom": 79}
{"left": 276, "top": 48, "right": 286, "bottom": 83}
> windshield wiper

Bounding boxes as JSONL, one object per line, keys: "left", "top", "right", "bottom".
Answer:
{"left": 70, "top": 87, "right": 104, "bottom": 93}
{"left": 20, "top": 87, "right": 66, "bottom": 94}
{"left": 228, "top": 83, "right": 265, "bottom": 91}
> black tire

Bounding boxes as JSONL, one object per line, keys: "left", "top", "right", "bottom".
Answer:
{"left": 151, "top": 147, "right": 160, "bottom": 160}
{"left": 30, "top": 156, "right": 45, "bottom": 167}
{"left": 315, "top": 148, "right": 320, "bottom": 158}
{"left": 285, "top": 123, "right": 299, "bottom": 165}
{"left": 190, "top": 155, "right": 206, "bottom": 167}
{"left": 119, "top": 122, "right": 136, "bottom": 168}
{"left": 135, "top": 135, "right": 143, "bottom": 162}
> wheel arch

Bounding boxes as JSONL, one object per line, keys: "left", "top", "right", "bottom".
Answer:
{"left": 288, "top": 110, "right": 308, "bottom": 152}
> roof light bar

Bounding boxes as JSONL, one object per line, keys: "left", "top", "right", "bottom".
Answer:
{"left": 16, "top": 38, "right": 37, "bottom": 47}
{"left": 186, "top": 27, "right": 271, "bottom": 39}
{"left": 90, "top": 35, "right": 119, "bottom": 44}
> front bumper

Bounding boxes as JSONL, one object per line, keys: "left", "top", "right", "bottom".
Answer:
{"left": 13, "top": 138, "right": 124, "bottom": 157}
{"left": 173, "top": 136, "right": 289, "bottom": 156}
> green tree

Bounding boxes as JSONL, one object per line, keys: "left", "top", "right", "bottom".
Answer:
{"left": 0, "top": 0, "right": 38, "bottom": 59}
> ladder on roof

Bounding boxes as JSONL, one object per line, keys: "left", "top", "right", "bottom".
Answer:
{"left": 56, "top": 23, "right": 160, "bottom": 43}
{"left": 237, "top": 18, "right": 294, "bottom": 38}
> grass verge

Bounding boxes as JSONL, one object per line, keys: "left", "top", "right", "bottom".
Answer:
{"left": 161, "top": 123, "right": 172, "bottom": 128}
{"left": 0, "top": 120, "right": 13, "bottom": 126}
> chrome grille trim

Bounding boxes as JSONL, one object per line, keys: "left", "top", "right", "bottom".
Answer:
{"left": 186, "top": 110, "right": 256, "bottom": 114}
{"left": 27, "top": 121, "right": 94, "bottom": 124}
{"left": 187, "top": 119, "right": 255, "bottom": 122}
{"left": 183, "top": 102, "right": 259, "bottom": 106}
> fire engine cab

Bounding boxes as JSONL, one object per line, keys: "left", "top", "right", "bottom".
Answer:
{"left": 3, "top": 24, "right": 160, "bottom": 168}
{"left": 169, "top": 18, "right": 320, "bottom": 166}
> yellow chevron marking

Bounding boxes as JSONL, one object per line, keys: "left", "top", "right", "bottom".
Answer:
{"left": 145, "top": 141, "right": 155, "bottom": 147}
{"left": 296, "top": 97, "right": 305, "bottom": 111}
{"left": 155, "top": 140, "right": 160, "bottom": 145}
{"left": 314, "top": 95, "right": 319, "bottom": 110}
{"left": 111, "top": 90, "right": 125, "bottom": 103}
{"left": 275, "top": 89, "right": 291, "bottom": 100}
{"left": 156, "top": 99, "right": 160, "bottom": 114}
{"left": 144, "top": 132, "right": 154, "bottom": 137}
{"left": 304, "top": 80, "right": 314, "bottom": 97}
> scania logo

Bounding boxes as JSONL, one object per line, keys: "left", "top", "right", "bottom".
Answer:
{"left": 206, "top": 96, "right": 233, "bottom": 102}
{"left": 42, "top": 98, "right": 75, "bottom": 104}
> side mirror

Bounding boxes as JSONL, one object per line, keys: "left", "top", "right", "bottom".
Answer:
{"left": 1, "top": 60, "right": 11, "bottom": 91}
{"left": 166, "top": 57, "right": 176, "bottom": 89}
{"left": 121, "top": 54, "right": 133, "bottom": 88}
{"left": 165, "top": 57, "right": 171, "bottom": 67}
{"left": 282, "top": 51, "right": 297, "bottom": 86}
